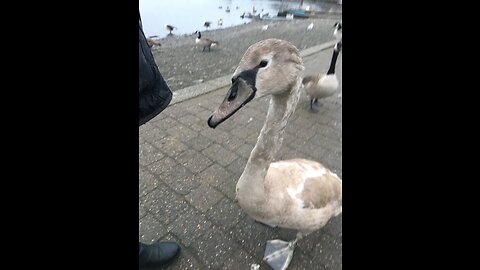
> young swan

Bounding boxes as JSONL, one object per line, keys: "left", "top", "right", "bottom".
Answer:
{"left": 302, "top": 41, "right": 342, "bottom": 112}
{"left": 208, "top": 39, "right": 342, "bottom": 270}
{"left": 194, "top": 31, "right": 218, "bottom": 52}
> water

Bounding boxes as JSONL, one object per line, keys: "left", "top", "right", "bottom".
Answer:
{"left": 139, "top": 0, "right": 340, "bottom": 38}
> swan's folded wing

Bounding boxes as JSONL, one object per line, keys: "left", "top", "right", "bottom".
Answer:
{"left": 266, "top": 159, "right": 342, "bottom": 210}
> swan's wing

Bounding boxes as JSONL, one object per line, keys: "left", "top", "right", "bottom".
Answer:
{"left": 265, "top": 159, "right": 342, "bottom": 210}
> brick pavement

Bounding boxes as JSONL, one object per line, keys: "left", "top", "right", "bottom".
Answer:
{"left": 139, "top": 43, "right": 342, "bottom": 270}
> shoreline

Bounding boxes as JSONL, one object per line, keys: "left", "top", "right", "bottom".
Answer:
{"left": 150, "top": 15, "right": 342, "bottom": 92}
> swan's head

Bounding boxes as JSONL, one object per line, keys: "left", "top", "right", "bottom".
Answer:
{"left": 208, "top": 39, "right": 304, "bottom": 128}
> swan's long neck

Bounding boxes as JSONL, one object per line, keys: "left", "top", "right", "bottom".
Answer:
{"left": 236, "top": 77, "right": 302, "bottom": 204}
{"left": 327, "top": 49, "right": 340, "bottom": 75}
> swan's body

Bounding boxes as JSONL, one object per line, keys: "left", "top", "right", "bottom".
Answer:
{"left": 302, "top": 41, "right": 342, "bottom": 111}
{"left": 208, "top": 39, "right": 342, "bottom": 270}
{"left": 307, "top": 22, "right": 314, "bottom": 30}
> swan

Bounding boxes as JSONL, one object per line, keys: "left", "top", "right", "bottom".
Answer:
{"left": 207, "top": 39, "right": 342, "bottom": 270}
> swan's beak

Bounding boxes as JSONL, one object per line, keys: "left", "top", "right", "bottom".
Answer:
{"left": 208, "top": 78, "right": 256, "bottom": 128}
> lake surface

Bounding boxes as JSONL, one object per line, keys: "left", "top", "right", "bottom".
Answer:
{"left": 139, "top": 0, "right": 341, "bottom": 38}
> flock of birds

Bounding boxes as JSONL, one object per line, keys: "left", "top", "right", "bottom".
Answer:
{"left": 145, "top": 5, "right": 273, "bottom": 50}
{"left": 148, "top": 20, "right": 343, "bottom": 115}
{"left": 207, "top": 22, "right": 342, "bottom": 270}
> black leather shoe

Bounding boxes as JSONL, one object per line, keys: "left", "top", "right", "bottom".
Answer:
{"left": 139, "top": 241, "right": 180, "bottom": 268}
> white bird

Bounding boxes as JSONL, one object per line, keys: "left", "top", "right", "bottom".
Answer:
{"left": 262, "top": 24, "right": 269, "bottom": 31}
{"left": 218, "top": 18, "right": 223, "bottom": 27}
{"left": 302, "top": 41, "right": 342, "bottom": 112}
{"left": 208, "top": 39, "right": 342, "bottom": 270}
{"left": 307, "top": 22, "right": 314, "bottom": 30}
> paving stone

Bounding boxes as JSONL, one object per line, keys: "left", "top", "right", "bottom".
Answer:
{"left": 185, "top": 184, "right": 224, "bottom": 213}
{"left": 167, "top": 208, "right": 212, "bottom": 247}
{"left": 175, "top": 149, "right": 213, "bottom": 174}
{"left": 206, "top": 197, "right": 245, "bottom": 230}
{"left": 202, "top": 143, "right": 239, "bottom": 167}
{"left": 144, "top": 184, "right": 190, "bottom": 225}
{"left": 198, "top": 164, "right": 232, "bottom": 188}
{"left": 139, "top": 214, "right": 168, "bottom": 243}
{"left": 139, "top": 142, "right": 164, "bottom": 166}
{"left": 163, "top": 164, "right": 201, "bottom": 195}
{"left": 151, "top": 135, "right": 189, "bottom": 158}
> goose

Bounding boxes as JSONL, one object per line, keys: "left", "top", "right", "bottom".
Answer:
{"left": 207, "top": 39, "right": 342, "bottom": 270}
{"left": 333, "top": 22, "right": 342, "bottom": 40}
{"left": 165, "top": 24, "right": 176, "bottom": 35}
{"left": 204, "top": 21, "right": 212, "bottom": 29}
{"left": 302, "top": 41, "right": 342, "bottom": 112}
{"left": 307, "top": 22, "right": 314, "bottom": 30}
{"left": 194, "top": 31, "right": 218, "bottom": 52}
{"left": 240, "top": 12, "right": 246, "bottom": 19}
{"left": 226, "top": 6, "right": 230, "bottom": 12}
{"left": 218, "top": 18, "right": 223, "bottom": 27}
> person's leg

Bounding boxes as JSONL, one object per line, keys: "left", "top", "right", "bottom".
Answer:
{"left": 139, "top": 241, "right": 180, "bottom": 268}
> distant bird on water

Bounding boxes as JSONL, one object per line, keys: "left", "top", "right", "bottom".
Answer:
{"left": 218, "top": 18, "right": 223, "bottom": 27}
{"left": 307, "top": 22, "right": 314, "bottom": 30}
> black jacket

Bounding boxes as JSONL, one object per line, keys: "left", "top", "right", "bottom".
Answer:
{"left": 139, "top": 17, "right": 172, "bottom": 126}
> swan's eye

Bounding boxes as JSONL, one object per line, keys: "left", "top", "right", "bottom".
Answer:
{"left": 259, "top": 60, "right": 268, "bottom": 68}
